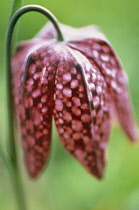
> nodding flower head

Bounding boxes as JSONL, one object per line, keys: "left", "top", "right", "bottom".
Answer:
{"left": 12, "top": 22, "right": 138, "bottom": 179}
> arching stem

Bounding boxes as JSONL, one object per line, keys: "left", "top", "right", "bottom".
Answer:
{"left": 5, "top": 5, "right": 64, "bottom": 210}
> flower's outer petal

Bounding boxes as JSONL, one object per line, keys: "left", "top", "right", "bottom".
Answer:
{"left": 12, "top": 21, "right": 56, "bottom": 84}
{"left": 53, "top": 45, "right": 111, "bottom": 179}
{"left": 12, "top": 46, "right": 59, "bottom": 178}
{"left": 68, "top": 39, "right": 138, "bottom": 142}
{"left": 37, "top": 22, "right": 106, "bottom": 42}
{"left": 12, "top": 40, "right": 56, "bottom": 120}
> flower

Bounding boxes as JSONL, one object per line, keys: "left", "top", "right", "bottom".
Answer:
{"left": 12, "top": 22, "right": 138, "bottom": 179}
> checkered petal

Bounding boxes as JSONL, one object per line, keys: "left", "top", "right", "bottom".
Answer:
{"left": 12, "top": 45, "right": 60, "bottom": 178}
{"left": 53, "top": 45, "right": 111, "bottom": 178}
{"left": 68, "top": 38, "right": 138, "bottom": 142}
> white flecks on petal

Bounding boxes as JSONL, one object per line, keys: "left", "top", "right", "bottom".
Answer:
{"left": 67, "top": 101, "right": 72, "bottom": 107}
{"left": 41, "top": 67, "right": 47, "bottom": 83}
{"left": 97, "top": 109, "right": 103, "bottom": 119}
{"left": 70, "top": 80, "right": 78, "bottom": 89}
{"left": 33, "top": 72, "right": 41, "bottom": 80}
{"left": 35, "top": 132, "right": 42, "bottom": 139}
{"left": 55, "top": 99, "right": 63, "bottom": 111}
{"left": 24, "top": 98, "right": 33, "bottom": 108}
{"left": 91, "top": 110, "right": 96, "bottom": 117}
{"left": 101, "top": 53, "right": 109, "bottom": 62}
{"left": 26, "top": 120, "right": 33, "bottom": 131}
{"left": 63, "top": 88, "right": 72, "bottom": 97}
{"left": 96, "top": 86, "right": 102, "bottom": 95}
{"left": 102, "top": 45, "right": 110, "bottom": 53}
{"left": 27, "top": 78, "right": 34, "bottom": 86}
{"left": 41, "top": 95, "right": 47, "bottom": 103}
{"left": 92, "top": 73, "right": 97, "bottom": 82}
{"left": 81, "top": 114, "right": 90, "bottom": 123}
{"left": 59, "top": 128, "right": 64, "bottom": 134}
{"left": 81, "top": 103, "right": 88, "bottom": 110}
{"left": 72, "top": 97, "right": 81, "bottom": 106}
{"left": 89, "top": 83, "right": 95, "bottom": 91}
{"left": 43, "top": 129, "right": 48, "bottom": 135}
{"left": 87, "top": 90, "right": 92, "bottom": 102}
{"left": 56, "top": 83, "right": 63, "bottom": 90}
{"left": 93, "top": 96, "right": 100, "bottom": 108}
{"left": 93, "top": 43, "right": 101, "bottom": 51}
{"left": 79, "top": 93, "right": 84, "bottom": 98}
{"left": 37, "top": 103, "right": 42, "bottom": 108}
{"left": 73, "top": 133, "right": 81, "bottom": 140}
{"left": 100, "top": 141, "right": 107, "bottom": 150}
{"left": 32, "top": 89, "right": 41, "bottom": 98}
{"left": 93, "top": 50, "right": 99, "bottom": 58}
{"left": 79, "top": 85, "right": 84, "bottom": 92}
{"left": 63, "top": 73, "right": 71, "bottom": 82}
{"left": 74, "top": 149, "right": 85, "bottom": 161}
{"left": 42, "top": 107, "right": 48, "bottom": 113}
{"left": 71, "top": 67, "right": 77, "bottom": 74}
{"left": 72, "top": 120, "right": 83, "bottom": 131}
{"left": 111, "top": 81, "right": 117, "bottom": 91}
{"left": 63, "top": 111, "right": 72, "bottom": 122}
{"left": 58, "top": 118, "right": 64, "bottom": 124}
{"left": 29, "top": 64, "right": 36, "bottom": 74}
{"left": 77, "top": 73, "right": 81, "bottom": 80}
{"left": 72, "top": 107, "right": 81, "bottom": 116}
{"left": 63, "top": 132, "right": 70, "bottom": 139}
{"left": 34, "top": 116, "right": 43, "bottom": 126}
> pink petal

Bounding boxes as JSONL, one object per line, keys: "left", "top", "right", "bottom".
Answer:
{"left": 68, "top": 38, "right": 138, "bottom": 142}
{"left": 38, "top": 23, "right": 106, "bottom": 42}
{"left": 36, "top": 22, "right": 57, "bottom": 40}
{"left": 53, "top": 45, "right": 111, "bottom": 179}
{"left": 12, "top": 46, "right": 59, "bottom": 178}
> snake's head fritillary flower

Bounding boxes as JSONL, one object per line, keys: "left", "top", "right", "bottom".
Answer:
{"left": 12, "top": 22, "right": 138, "bottom": 179}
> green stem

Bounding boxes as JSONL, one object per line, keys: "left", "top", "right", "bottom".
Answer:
{"left": 5, "top": 4, "right": 64, "bottom": 210}
{"left": 10, "top": 0, "right": 23, "bottom": 19}
{"left": 0, "top": 145, "right": 25, "bottom": 210}
{"left": 9, "top": 0, "right": 24, "bottom": 49}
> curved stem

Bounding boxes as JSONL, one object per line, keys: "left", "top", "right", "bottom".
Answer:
{"left": 9, "top": 0, "right": 23, "bottom": 49}
{"left": 5, "top": 5, "right": 64, "bottom": 210}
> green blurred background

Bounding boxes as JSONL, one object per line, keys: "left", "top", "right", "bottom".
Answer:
{"left": 0, "top": 0, "right": 139, "bottom": 209}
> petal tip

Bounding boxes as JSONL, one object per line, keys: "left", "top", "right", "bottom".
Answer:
{"left": 94, "top": 168, "right": 105, "bottom": 180}
{"left": 127, "top": 125, "right": 139, "bottom": 143}
{"left": 87, "top": 160, "right": 106, "bottom": 180}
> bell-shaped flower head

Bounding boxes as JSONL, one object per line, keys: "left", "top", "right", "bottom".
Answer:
{"left": 12, "top": 21, "right": 138, "bottom": 179}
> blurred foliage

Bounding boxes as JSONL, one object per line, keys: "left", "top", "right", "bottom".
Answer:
{"left": 0, "top": 0, "right": 139, "bottom": 209}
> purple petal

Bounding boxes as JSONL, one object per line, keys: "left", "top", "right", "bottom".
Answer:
{"left": 12, "top": 46, "right": 59, "bottom": 178}
{"left": 53, "top": 45, "right": 111, "bottom": 178}
{"left": 68, "top": 38, "right": 138, "bottom": 142}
